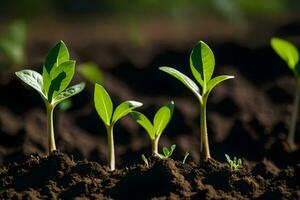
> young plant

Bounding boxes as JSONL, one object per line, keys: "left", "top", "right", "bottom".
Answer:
{"left": 182, "top": 151, "right": 190, "bottom": 164}
{"left": 271, "top": 38, "right": 300, "bottom": 149}
{"left": 131, "top": 101, "right": 174, "bottom": 156}
{"left": 94, "top": 83, "right": 142, "bottom": 171}
{"left": 15, "top": 41, "right": 85, "bottom": 154}
{"left": 225, "top": 154, "right": 243, "bottom": 171}
{"left": 160, "top": 41, "right": 234, "bottom": 161}
{"left": 141, "top": 154, "right": 149, "bottom": 168}
{"left": 155, "top": 144, "right": 176, "bottom": 159}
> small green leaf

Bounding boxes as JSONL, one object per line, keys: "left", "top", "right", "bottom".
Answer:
{"left": 112, "top": 100, "right": 143, "bottom": 124}
{"left": 15, "top": 70, "right": 46, "bottom": 99}
{"left": 206, "top": 75, "right": 234, "bottom": 95}
{"left": 190, "top": 41, "right": 215, "bottom": 88}
{"left": 94, "top": 84, "right": 113, "bottom": 126}
{"left": 153, "top": 101, "right": 174, "bottom": 137}
{"left": 159, "top": 67, "right": 201, "bottom": 99}
{"left": 44, "top": 41, "right": 70, "bottom": 74}
{"left": 163, "top": 147, "right": 169, "bottom": 157}
{"left": 271, "top": 38, "right": 299, "bottom": 73}
{"left": 53, "top": 82, "right": 85, "bottom": 105}
{"left": 131, "top": 111, "right": 155, "bottom": 139}
{"left": 77, "top": 62, "right": 103, "bottom": 84}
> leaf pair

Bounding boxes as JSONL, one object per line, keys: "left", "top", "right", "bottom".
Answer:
{"left": 155, "top": 144, "right": 176, "bottom": 159}
{"left": 271, "top": 38, "right": 300, "bottom": 78}
{"left": 15, "top": 41, "right": 85, "bottom": 106}
{"left": 160, "top": 41, "right": 234, "bottom": 99}
{"left": 225, "top": 154, "right": 243, "bottom": 171}
{"left": 131, "top": 101, "right": 174, "bottom": 140}
{"left": 94, "top": 84, "right": 143, "bottom": 126}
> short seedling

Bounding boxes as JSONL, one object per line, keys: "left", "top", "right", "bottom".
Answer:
{"left": 15, "top": 41, "right": 86, "bottom": 154}
{"left": 160, "top": 41, "right": 234, "bottom": 161}
{"left": 156, "top": 144, "right": 176, "bottom": 159}
{"left": 94, "top": 83, "right": 142, "bottom": 171}
{"left": 141, "top": 154, "right": 149, "bottom": 168}
{"left": 131, "top": 101, "right": 174, "bottom": 156}
{"left": 225, "top": 154, "right": 243, "bottom": 171}
{"left": 182, "top": 151, "right": 190, "bottom": 164}
{"left": 271, "top": 38, "right": 300, "bottom": 149}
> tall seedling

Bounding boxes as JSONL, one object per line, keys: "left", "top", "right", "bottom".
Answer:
{"left": 94, "top": 84, "right": 142, "bottom": 170}
{"left": 131, "top": 101, "right": 174, "bottom": 156}
{"left": 160, "top": 41, "right": 234, "bottom": 161}
{"left": 15, "top": 41, "right": 85, "bottom": 153}
{"left": 271, "top": 38, "right": 300, "bottom": 149}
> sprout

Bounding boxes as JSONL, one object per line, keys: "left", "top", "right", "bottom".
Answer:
{"left": 131, "top": 101, "right": 174, "bottom": 156}
{"left": 160, "top": 41, "right": 234, "bottom": 161}
{"left": 15, "top": 41, "right": 85, "bottom": 154}
{"left": 271, "top": 38, "right": 300, "bottom": 149}
{"left": 155, "top": 144, "right": 176, "bottom": 159}
{"left": 141, "top": 154, "right": 149, "bottom": 168}
{"left": 225, "top": 154, "right": 243, "bottom": 171}
{"left": 182, "top": 151, "right": 190, "bottom": 164}
{"left": 94, "top": 83, "right": 142, "bottom": 170}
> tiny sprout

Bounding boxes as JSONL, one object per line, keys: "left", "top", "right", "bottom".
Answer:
{"left": 182, "top": 151, "right": 190, "bottom": 164}
{"left": 141, "top": 154, "right": 149, "bottom": 168}
{"left": 15, "top": 41, "right": 85, "bottom": 154}
{"left": 94, "top": 83, "right": 142, "bottom": 171}
{"left": 225, "top": 154, "right": 243, "bottom": 171}
{"left": 131, "top": 101, "right": 174, "bottom": 156}
{"left": 155, "top": 144, "right": 176, "bottom": 159}
{"left": 271, "top": 38, "right": 300, "bottom": 149}
{"left": 160, "top": 41, "right": 234, "bottom": 161}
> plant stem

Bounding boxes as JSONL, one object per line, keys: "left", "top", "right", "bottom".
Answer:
{"left": 151, "top": 137, "right": 159, "bottom": 156}
{"left": 106, "top": 125, "right": 115, "bottom": 171}
{"left": 200, "top": 96, "right": 211, "bottom": 161}
{"left": 288, "top": 80, "right": 300, "bottom": 149}
{"left": 46, "top": 104, "right": 56, "bottom": 153}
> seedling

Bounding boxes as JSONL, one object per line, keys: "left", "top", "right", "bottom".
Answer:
{"left": 271, "top": 38, "right": 300, "bottom": 149}
{"left": 141, "top": 154, "right": 149, "bottom": 168}
{"left": 131, "top": 101, "right": 174, "bottom": 156}
{"left": 225, "top": 154, "right": 243, "bottom": 171}
{"left": 15, "top": 41, "right": 85, "bottom": 154}
{"left": 160, "top": 41, "right": 234, "bottom": 161}
{"left": 182, "top": 151, "right": 190, "bottom": 164}
{"left": 155, "top": 144, "right": 176, "bottom": 159}
{"left": 94, "top": 83, "right": 142, "bottom": 170}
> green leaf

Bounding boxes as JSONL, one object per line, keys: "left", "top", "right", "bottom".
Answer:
{"left": 77, "top": 62, "right": 103, "bottom": 84}
{"left": 162, "top": 144, "right": 176, "bottom": 158}
{"left": 153, "top": 101, "right": 174, "bottom": 137}
{"left": 94, "top": 84, "right": 113, "bottom": 126}
{"left": 131, "top": 111, "right": 155, "bottom": 139}
{"left": 190, "top": 41, "right": 215, "bottom": 88}
{"left": 206, "top": 75, "right": 234, "bottom": 95}
{"left": 44, "top": 41, "right": 70, "bottom": 74}
{"left": 271, "top": 38, "right": 299, "bottom": 73}
{"left": 52, "top": 82, "right": 85, "bottom": 105}
{"left": 112, "top": 100, "right": 143, "bottom": 124}
{"left": 15, "top": 70, "right": 46, "bottom": 99}
{"left": 169, "top": 144, "right": 176, "bottom": 156}
{"left": 159, "top": 67, "right": 201, "bottom": 99}
{"left": 48, "top": 60, "right": 75, "bottom": 101}
{"left": 163, "top": 147, "right": 170, "bottom": 157}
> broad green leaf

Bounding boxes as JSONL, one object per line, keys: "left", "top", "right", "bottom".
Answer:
{"left": 131, "top": 111, "right": 155, "bottom": 139}
{"left": 271, "top": 38, "right": 299, "bottom": 73}
{"left": 44, "top": 41, "right": 70, "bottom": 74}
{"left": 153, "top": 101, "right": 174, "bottom": 137}
{"left": 190, "top": 41, "right": 215, "bottom": 88}
{"left": 15, "top": 70, "right": 46, "bottom": 99}
{"left": 77, "top": 62, "right": 103, "bottom": 84}
{"left": 94, "top": 84, "right": 113, "bottom": 126}
{"left": 48, "top": 60, "right": 75, "bottom": 101}
{"left": 159, "top": 67, "right": 201, "bottom": 99}
{"left": 112, "top": 100, "right": 143, "bottom": 124}
{"left": 206, "top": 75, "right": 234, "bottom": 95}
{"left": 53, "top": 82, "right": 85, "bottom": 105}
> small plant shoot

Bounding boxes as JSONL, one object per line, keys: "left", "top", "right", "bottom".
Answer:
{"left": 15, "top": 41, "right": 86, "bottom": 154}
{"left": 141, "top": 154, "right": 149, "bottom": 168}
{"left": 182, "top": 151, "right": 190, "bottom": 164}
{"left": 94, "top": 83, "right": 142, "bottom": 171}
{"left": 155, "top": 144, "right": 176, "bottom": 159}
{"left": 271, "top": 38, "right": 300, "bottom": 149}
{"left": 131, "top": 101, "right": 174, "bottom": 156}
{"left": 160, "top": 41, "right": 234, "bottom": 161}
{"left": 225, "top": 154, "right": 243, "bottom": 171}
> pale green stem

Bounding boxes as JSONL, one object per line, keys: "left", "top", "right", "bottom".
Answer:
{"left": 200, "top": 95, "right": 211, "bottom": 161}
{"left": 106, "top": 125, "right": 115, "bottom": 171}
{"left": 151, "top": 137, "right": 159, "bottom": 156}
{"left": 46, "top": 103, "right": 57, "bottom": 153}
{"left": 288, "top": 80, "right": 300, "bottom": 149}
